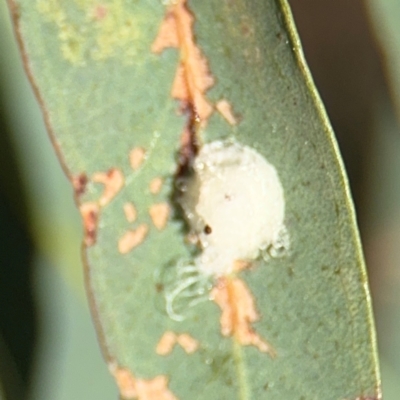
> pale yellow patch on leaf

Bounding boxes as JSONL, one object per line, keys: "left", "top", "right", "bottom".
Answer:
{"left": 216, "top": 99, "right": 238, "bottom": 125}
{"left": 149, "top": 177, "right": 164, "bottom": 195}
{"left": 130, "top": 147, "right": 146, "bottom": 170}
{"left": 79, "top": 202, "right": 99, "bottom": 247}
{"left": 176, "top": 333, "right": 199, "bottom": 354}
{"left": 124, "top": 202, "right": 137, "bottom": 223}
{"left": 109, "top": 363, "right": 178, "bottom": 400}
{"left": 37, "top": 0, "right": 85, "bottom": 64}
{"left": 88, "top": 2, "right": 142, "bottom": 63}
{"left": 118, "top": 224, "right": 149, "bottom": 254}
{"left": 149, "top": 203, "right": 170, "bottom": 230}
{"left": 211, "top": 277, "right": 276, "bottom": 357}
{"left": 156, "top": 331, "right": 177, "bottom": 356}
{"left": 37, "top": 0, "right": 146, "bottom": 65}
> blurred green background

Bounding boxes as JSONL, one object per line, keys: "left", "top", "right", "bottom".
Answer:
{"left": 0, "top": 0, "right": 399, "bottom": 399}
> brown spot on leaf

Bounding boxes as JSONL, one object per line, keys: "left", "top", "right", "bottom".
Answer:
{"left": 156, "top": 331, "right": 199, "bottom": 356}
{"left": 123, "top": 202, "right": 137, "bottom": 223}
{"left": 211, "top": 277, "right": 276, "bottom": 357}
{"left": 216, "top": 99, "right": 238, "bottom": 125}
{"left": 118, "top": 224, "right": 149, "bottom": 254}
{"left": 92, "top": 168, "right": 124, "bottom": 206}
{"left": 149, "top": 203, "right": 170, "bottom": 230}
{"left": 129, "top": 147, "right": 146, "bottom": 170}
{"left": 149, "top": 177, "right": 163, "bottom": 195}
{"left": 155, "top": 283, "right": 164, "bottom": 292}
{"left": 109, "top": 363, "right": 178, "bottom": 400}
{"left": 79, "top": 202, "right": 99, "bottom": 246}
{"left": 152, "top": 0, "right": 215, "bottom": 125}
{"left": 72, "top": 173, "right": 88, "bottom": 197}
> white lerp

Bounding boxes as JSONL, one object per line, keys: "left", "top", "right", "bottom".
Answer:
{"left": 182, "top": 140, "right": 286, "bottom": 277}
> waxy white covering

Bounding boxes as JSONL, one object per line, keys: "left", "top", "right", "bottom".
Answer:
{"left": 181, "top": 140, "right": 286, "bottom": 276}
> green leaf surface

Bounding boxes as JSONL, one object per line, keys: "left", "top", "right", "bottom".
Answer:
{"left": 9, "top": 0, "right": 381, "bottom": 398}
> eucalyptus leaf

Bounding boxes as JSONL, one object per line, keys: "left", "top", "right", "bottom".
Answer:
{"left": 9, "top": 0, "right": 380, "bottom": 398}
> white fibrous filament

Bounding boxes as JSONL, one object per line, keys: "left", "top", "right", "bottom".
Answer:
{"left": 180, "top": 140, "right": 288, "bottom": 277}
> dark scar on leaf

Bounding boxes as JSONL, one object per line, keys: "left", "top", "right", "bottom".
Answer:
{"left": 72, "top": 173, "right": 88, "bottom": 196}
{"left": 176, "top": 102, "right": 200, "bottom": 178}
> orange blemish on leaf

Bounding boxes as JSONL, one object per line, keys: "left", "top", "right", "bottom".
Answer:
{"left": 109, "top": 363, "right": 178, "bottom": 400}
{"left": 211, "top": 277, "right": 276, "bottom": 357}
{"left": 216, "top": 99, "right": 238, "bottom": 125}
{"left": 152, "top": 0, "right": 215, "bottom": 125}
{"left": 156, "top": 331, "right": 199, "bottom": 356}
{"left": 151, "top": 13, "right": 179, "bottom": 51}
{"left": 118, "top": 224, "right": 149, "bottom": 254}
{"left": 130, "top": 147, "right": 146, "bottom": 170}
{"left": 156, "top": 331, "right": 177, "bottom": 356}
{"left": 79, "top": 202, "right": 100, "bottom": 246}
{"left": 171, "top": 64, "right": 190, "bottom": 102}
{"left": 92, "top": 168, "right": 124, "bottom": 206}
{"left": 149, "top": 203, "right": 170, "bottom": 230}
{"left": 176, "top": 333, "right": 199, "bottom": 354}
{"left": 149, "top": 177, "right": 164, "bottom": 195}
{"left": 123, "top": 202, "right": 137, "bottom": 223}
